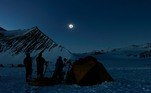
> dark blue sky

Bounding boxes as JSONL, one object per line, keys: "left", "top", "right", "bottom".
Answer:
{"left": 0, "top": 0, "right": 151, "bottom": 53}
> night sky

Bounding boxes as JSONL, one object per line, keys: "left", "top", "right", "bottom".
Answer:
{"left": 0, "top": 0, "right": 151, "bottom": 53}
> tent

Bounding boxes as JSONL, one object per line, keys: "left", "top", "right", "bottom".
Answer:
{"left": 66, "top": 56, "right": 113, "bottom": 86}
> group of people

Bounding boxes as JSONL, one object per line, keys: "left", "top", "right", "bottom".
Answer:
{"left": 23, "top": 52, "right": 71, "bottom": 83}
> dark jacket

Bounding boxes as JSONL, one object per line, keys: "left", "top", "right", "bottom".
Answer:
{"left": 24, "top": 56, "right": 32, "bottom": 70}
{"left": 36, "top": 56, "right": 45, "bottom": 70}
{"left": 55, "top": 58, "right": 64, "bottom": 71}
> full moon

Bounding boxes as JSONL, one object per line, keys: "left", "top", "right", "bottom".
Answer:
{"left": 68, "top": 24, "right": 74, "bottom": 29}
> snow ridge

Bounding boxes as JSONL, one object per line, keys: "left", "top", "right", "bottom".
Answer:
{"left": 0, "top": 27, "right": 58, "bottom": 54}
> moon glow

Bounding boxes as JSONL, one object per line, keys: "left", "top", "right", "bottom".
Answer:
{"left": 68, "top": 24, "right": 74, "bottom": 29}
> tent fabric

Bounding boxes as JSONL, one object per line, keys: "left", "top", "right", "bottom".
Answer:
{"left": 66, "top": 56, "right": 113, "bottom": 86}
{"left": 73, "top": 60, "right": 96, "bottom": 83}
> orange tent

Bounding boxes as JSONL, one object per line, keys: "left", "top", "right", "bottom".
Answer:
{"left": 66, "top": 56, "right": 113, "bottom": 86}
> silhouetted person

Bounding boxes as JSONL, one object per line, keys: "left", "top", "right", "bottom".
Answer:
{"left": 52, "top": 56, "right": 64, "bottom": 83}
{"left": 64, "top": 59, "right": 72, "bottom": 82}
{"left": 63, "top": 58, "right": 67, "bottom": 65}
{"left": 24, "top": 53, "right": 32, "bottom": 82}
{"left": 66, "top": 60, "right": 72, "bottom": 72}
{"left": 36, "top": 52, "right": 46, "bottom": 78}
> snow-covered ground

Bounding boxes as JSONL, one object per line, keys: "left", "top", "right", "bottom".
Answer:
{"left": 0, "top": 55, "right": 151, "bottom": 93}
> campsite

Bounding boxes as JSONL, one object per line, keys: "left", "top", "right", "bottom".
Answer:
{"left": 0, "top": 26, "right": 151, "bottom": 93}
{"left": 0, "top": 52, "right": 150, "bottom": 93}
{"left": 1, "top": 0, "right": 151, "bottom": 92}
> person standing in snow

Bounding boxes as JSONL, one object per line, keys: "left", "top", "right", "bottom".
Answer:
{"left": 36, "top": 52, "right": 46, "bottom": 78}
{"left": 63, "top": 58, "right": 67, "bottom": 65}
{"left": 24, "top": 53, "right": 32, "bottom": 82}
{"left": 52, "top": 56, "right": 65, "bottom": 83}
{"left": 63, "top": 58, "right": 72, "bottom": 81}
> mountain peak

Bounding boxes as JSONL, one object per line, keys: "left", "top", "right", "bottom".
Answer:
{"left": 0, "top": 27, "right": 6, "bottom": 31}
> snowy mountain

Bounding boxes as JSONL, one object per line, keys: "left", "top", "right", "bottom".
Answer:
{"left": 0, "top": 27, "right": 6, "bottom": 31}
{"left": 0, "top": 27, "right": 72, "bottom": 65}
{"left": 108, "top": 43, "right": 151, "bottom": 58}
{"left": 0, "top": 26, "right": 58, "bottom": 54}
{"left": 73, "top": 43, "right": 151, "bottom": 59}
